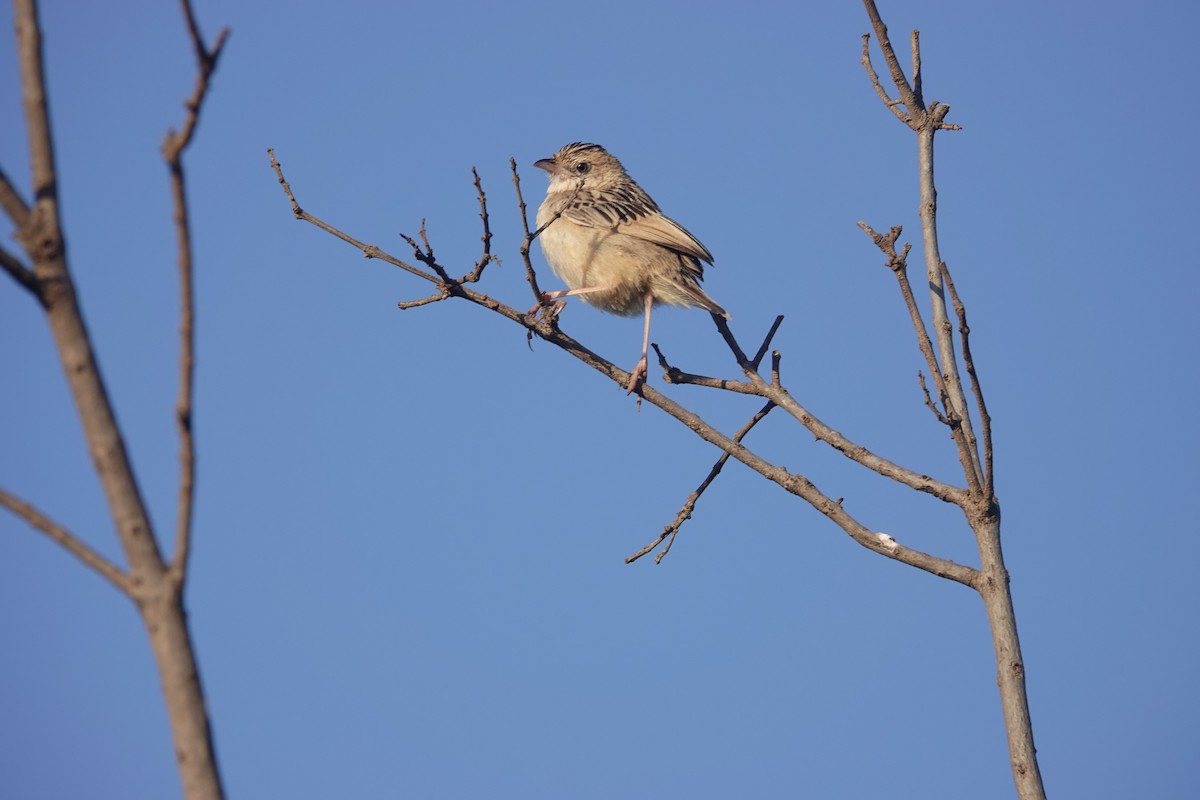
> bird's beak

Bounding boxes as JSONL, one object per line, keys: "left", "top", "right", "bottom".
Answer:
{"left": 534, "top": 157, "right": 557, "bottom": 174}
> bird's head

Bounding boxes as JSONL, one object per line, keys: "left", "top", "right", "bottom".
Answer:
{"left": 535, "top": 142, "right": 628, "bottom": 192}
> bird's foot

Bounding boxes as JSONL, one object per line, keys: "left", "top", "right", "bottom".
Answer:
{"left": 526, "top": 294, "right": 566, "bottom": 320}
{"left": 625, "top": 355, "right": 648, "bottom": 395}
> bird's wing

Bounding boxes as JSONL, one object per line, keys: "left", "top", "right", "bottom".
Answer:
{"left": 562, "top": 186, "right": 713, "bottom": 264}
{"left": 618, "top": 212, "right": 713, "bottom": 264}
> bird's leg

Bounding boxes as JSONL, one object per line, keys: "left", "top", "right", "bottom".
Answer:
{"left": 527, "top": 286, "right": 610, "bottom": 317}
{"left": 625, "top": 289, "right": 653, "bottom": 395}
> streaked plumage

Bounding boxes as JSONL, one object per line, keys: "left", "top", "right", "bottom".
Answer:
{"left": 533, "top": 142, "right": 726, "bottom": 392}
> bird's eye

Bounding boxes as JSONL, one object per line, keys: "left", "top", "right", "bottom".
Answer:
{"left": 574, "top": 161, "right": 590, "bottom": 174}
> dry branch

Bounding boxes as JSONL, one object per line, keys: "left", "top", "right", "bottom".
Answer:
{"left": 162, "top": 2, "right": 230, "bottom": 584}
{"left": 2, "top": 1, "right": 230, "bottom": 797}
{"left": 626, "top": 401, "right": 776, "bottom": 565}
{"left": 262, "top": 2, "right": 1038, "bottom": 792}
{"left": 860, "top": 2, "right": 1042, "bottom": 796}
{"left": 0, "top": 487, "right": 131, "bottom": 592}
{"left": 0, "top": 242, "right": 40, "bottom": 298}
{"left": 267, "top": 149, "right": 980, "bottom": 588}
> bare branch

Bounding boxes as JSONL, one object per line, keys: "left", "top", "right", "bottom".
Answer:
{"left": 510, "top": 157, "right": 548, "bottom": 306}
{"left": 860, "top": 4, "right": 978, "bottom": 491}
{"left": 0, "top": 242, "right": 41, "bottom": 299}
{"left": 911, "top": 30, "right": 923, "bottom": 107}
{"left": 512, "top": 159, "right": 585, "bottom": 315}
{"left": 397, "top": 288, "right": 451, "bottom": 310}
{"left": 0, "top": 487, "right": 132, "bottom": 594}
{"left": 857, "top": 221, "right": 950, "bottom": 416}
{"left": 13, "top": 0, "right": 165, "bottom": 577}
{"left": 861, "top": 0, "right": 921, "bottom": 119}
{"left": 860, "top": 34, "right": 909, "bottom": 125}
{"left": 161, "top": 6, "right": 227, "bottom": 583}
{"left": 462, "top": 166, "right": 495, "bottom": 283}
{"left": 417, "top": 219, "right": 435, "bottom": 260}
{"left": 653, "top": 315, "right": 783, "bottom": 393}
{"left": 268, "top": 149, "right": 438, "bottom": 284}
{"left": 942, "top": 260, "right": 993, "bottom": 497}
{"left": 0, "top": 163, "right": 31, "bottom": 228}
{"left": 859, "top": 8, "right": 1041, "bottom": 793}
{"left": 750, "top": 315, "right": 785, "bottom": 370}
{"left": 10, "top": 2, "right": 228, "bottom": 796}
{"left": 627, "top": 401, "right": 776, "bottom": 565}
{"left": 640, "top": 370, "right": 975, "bottom": 584}
{"left": 161, "top": 2, "right": 230, "bottom": 164}
{"left": 914, "top": 134, "right": 983, "bottom": 491}
{"left": 269, "top": 164, "right": 979, "bottom": 585}
{"left": 15, "top": 0, "right": 58, "bottom": 233}
{"left": 651, "top": 342, "right": 759, "bottom": 393}
{"left": 918, "top": 371, "right": 950, "bottom": 425}
{"left": 710, "top": 316, "right": 969, "bottom": 505}
{"left": 400, "top": 225, "right": 453, "bottom": 282}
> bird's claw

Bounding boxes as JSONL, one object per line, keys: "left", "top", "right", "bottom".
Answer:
{"left": 625, "top": 356, "right": 648, "bottom": 395}
{"left": 526, "top": 294, "right": 566, "bottom": 320}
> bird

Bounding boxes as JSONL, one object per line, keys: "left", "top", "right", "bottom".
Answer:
{"left": 533, "top": 142, "right": 727, "bottom": 394}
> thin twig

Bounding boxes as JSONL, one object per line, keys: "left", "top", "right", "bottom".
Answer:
{"left": 918, "top": 371, "right": 950, "bottom": 425}
{"left": 512, "top": 159, "right": 584, "bottom": 313}
{"left": 911, "top": 30, "right": 923, "bottom": 107}
{"left": 750, "top": 315, "right": 785, "bottom": 370}
{"left": 627, "top": 401, "right": 777, "bottom": 564}
{"left": 861, "top": 0, "right": 921, "bottom": 121}
{"left": 0, "top": 487, "right": 132, "bottom": 594}
{"left": 163, "top": 0, "right": 229, "bottom": 583}
{"left": 418, "top": 219, "right": 435, "bottom": 259}
{"left": 710, "top": 315, "right": 969, "bottom": 505}
{"left": 16, "top": 0, "right": 58, "bottom": 232}
{"left": 651, "top": 343, "right": 760, "bottom": 393}
{"left": 913, "top": 135, "right": 981, "bottom": 489}
{"left": 397, "top": 288, "right": 452, "bottom": 310}
{"left": 399, "top": 228, "right": 453, "bottom": 282}
{"left": 462, "top": 166, "right": 494, "bottom": 283}
{"left": 861, "top": 34, "right": 909, "bottom": 124}
{"left": 0, "top": 243, "right": 41, "bottom": 299}
{"left": 941, "top": 260, "right": 993, "bottom": 497}
{"left": 857, "top": 221, "right": 951, "bottom": 418}
{"left": 268, "top": 149, "right": 438, "bottom": 284}
{"left": 0, "top": 163, "right": 31, "bottom": 228}
{"left": 510, "top": 157, "right": 547, "bottom": 306}
{"left": 161, "top": 5, "right": 229, "bottom": 164}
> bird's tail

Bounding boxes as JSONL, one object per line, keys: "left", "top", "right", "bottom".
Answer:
{"left": 685, "top": 284, "right": 730, "bottom": 319}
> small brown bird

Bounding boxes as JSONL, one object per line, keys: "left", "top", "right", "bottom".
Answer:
{"left": 534, "top": 142, "right": 727, "bottom": 393}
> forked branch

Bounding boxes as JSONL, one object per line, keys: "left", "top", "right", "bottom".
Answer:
{"left": 941, "top": 260, "right": 994, "bottom": 496}
{"left": 627, "top": 400, "right": 776, "bottom": 565}
{"left": 860, "top": 3, "right": 1041, "bottom": 797}
{"left": 4, "top": 2, "right": 229, "bottom": 796}
{"left": 163, "top": 0, "right": 230, "bottom": 584}
{"left": 268, "top": 151, "right": 979, "bottom": 587}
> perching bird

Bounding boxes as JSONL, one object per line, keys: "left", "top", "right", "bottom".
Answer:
{"left": 533, "top": 142, "right": 727, "bottom": 394}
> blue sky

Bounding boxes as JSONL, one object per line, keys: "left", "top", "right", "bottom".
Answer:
{"left": 2, "top": 1, "right": 1197, "bottom": 797}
